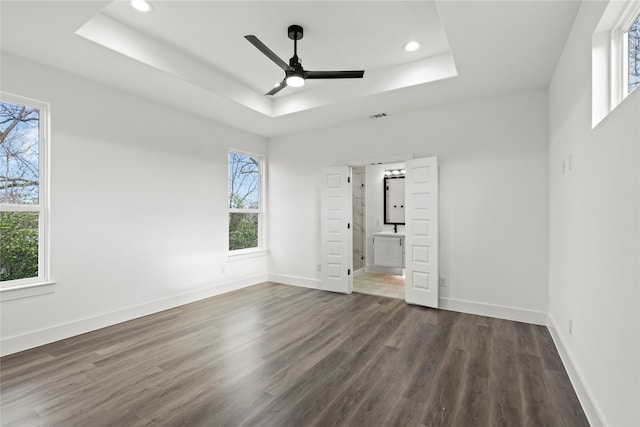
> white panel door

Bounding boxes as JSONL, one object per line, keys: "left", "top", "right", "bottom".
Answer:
{"left": 404, "top": 157, "right": 439, "bottom": 308}
{"left": 320, "top": 167, "right": 353, "bottom": 294}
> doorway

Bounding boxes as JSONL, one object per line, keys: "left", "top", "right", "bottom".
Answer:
{"left": 351, "top": 163, "right": 406, "bottom": 300}
{"left": 320, "top": 156, "right": 439, "bottom": 308}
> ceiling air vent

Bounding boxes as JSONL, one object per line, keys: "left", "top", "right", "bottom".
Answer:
{"left": 369, "top": 112, "right": 389, "bottom": 119}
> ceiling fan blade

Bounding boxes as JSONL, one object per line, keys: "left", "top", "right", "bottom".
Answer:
{"left": 244, "top": 35, "right": 291, "bottom": 72}
{"left": 305, "top": 70, "right": 365, "bottom": 79}
{"left": 265, "top": 79, "right": 287, "bottom": 96}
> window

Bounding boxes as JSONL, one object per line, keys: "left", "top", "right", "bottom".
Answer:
{"left": 626, "top": 12, "right": 640, "bottom": 94}
{"left": 228, "top": 151, "right": 263, "bottom": 252}
{"left": 0, "top": 93, "right": 50, "bottom": 289}
{"left": 592, "top": 1, "right": 640, "bottom": 127}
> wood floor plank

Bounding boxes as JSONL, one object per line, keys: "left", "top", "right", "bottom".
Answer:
{"left": 544, "top": 370, "right": 590, "bottom": 427}
{"left": 452, "top": 324, "right": 491, "bottom": 425}
{"left": 516, "top": 352, "right": 555, "bottom": 426}
{"left": 311, "top": 345, "right": 400, "bottom": 427}
{"left": 421, "top": 348, "right": 469, "bottom": 426}
{"left": 513, "top": 322, "right": 541, "bottom": 356}
{"left": 0, "top": 282, "right": 588, "bottom": 426}
{"left": 487, "top": 326, "right": 524, "bottom": 426}
{"left": 400, "top": 310, "right": 456, "bottom": 402}
{"left": 532, "top": 324, "right": 566, "bottom": 373}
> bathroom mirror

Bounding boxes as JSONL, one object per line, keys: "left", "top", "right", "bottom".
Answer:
{"left": 384, "top": 176, "right": 405, "bottom": 225}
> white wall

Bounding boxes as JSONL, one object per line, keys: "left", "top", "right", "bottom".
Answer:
{"left": 548, "top": 2, "right": 640, "bottom": 426}
{"left": 268, "top": 89, "right": 549, "bottom": 324}
{"left": 0, "top": 54, "right": 268, "bottom": 355}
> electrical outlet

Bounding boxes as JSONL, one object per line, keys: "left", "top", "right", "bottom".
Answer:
{"left": 569, "top": 319, "right": 573, "bottom": 335}
{"left": 439, "top": 277, "right": 446, "bottom": 286}
{"left": 316, "top": 263, "right": 321, "bottom": 272}
{"left": 568, "top": 153, "right": 573, "bottom": 171}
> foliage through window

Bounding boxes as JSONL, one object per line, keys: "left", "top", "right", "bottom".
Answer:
{"left": 628, "top": 13, "right": 640, "bottom": 93}
{"left": 0, "top": 94, "right": 49, "bottom": 285}
{"left": 228, "top": 151, "right": 262, "bottom": 251}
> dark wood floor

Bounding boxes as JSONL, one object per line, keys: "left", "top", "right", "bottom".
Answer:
{"left": 1, "top": 282, "right": 588, "bottom": 427}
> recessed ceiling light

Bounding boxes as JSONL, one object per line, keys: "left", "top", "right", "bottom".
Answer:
{"left": 403, "top": 41, "right": 422, "bottom": 52}
{"left": 131, "top": 0, "right": 153, "bottom": 12}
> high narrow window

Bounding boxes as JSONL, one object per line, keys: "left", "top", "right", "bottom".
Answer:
{"left": 0, "top": 93, "right": 50, "bottom": 288}
{"left": 592, "top": 1, "right": 640, "bottom": 127}
{"left": 228, "top": 151, "right": 262, "bottom": 252}
{"left": 628, "top": 13, "right": 640, "bottom": 94}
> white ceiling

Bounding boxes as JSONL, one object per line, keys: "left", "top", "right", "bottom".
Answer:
{"left": 0, "top": 1, "right": 580, "bottom": 138}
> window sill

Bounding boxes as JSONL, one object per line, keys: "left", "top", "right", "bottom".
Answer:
{"left": 0, "top": 281, "right": 56, "bottom": 302}
{"left": 227, "top": 249, "right": 268, "bottom": 261}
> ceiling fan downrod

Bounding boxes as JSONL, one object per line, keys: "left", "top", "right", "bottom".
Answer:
{"left": 288, "top": 25, "right": 303, "bottom": 68}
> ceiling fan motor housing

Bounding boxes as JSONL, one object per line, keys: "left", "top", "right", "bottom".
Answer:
{"left": 288, "top": 25, "right": 303, "bottom": 41}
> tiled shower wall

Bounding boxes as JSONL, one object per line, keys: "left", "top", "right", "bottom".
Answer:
{"left": 352, "top": 166, "right": 366, "bottom": 271}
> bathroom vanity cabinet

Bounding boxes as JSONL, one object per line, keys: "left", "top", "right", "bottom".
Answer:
{"left": 373, "top": 232, "right": 405, "bottom": 268}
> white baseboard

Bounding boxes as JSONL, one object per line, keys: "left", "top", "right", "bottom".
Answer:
{"left": 547, "top": 314, "right": 605, "bottom": 427}
{"left": 268, "top": 273, "right": 321, "bottom": 290}
{"left": 439, "top": 297, "right": 547, "bottom": 325}
{"left": 0, "top": 274, "right": 267, "bottom": 357}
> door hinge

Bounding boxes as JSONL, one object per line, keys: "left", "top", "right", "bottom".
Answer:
{"left": 347, "top": 223, "right": 351, "bottom": 229}
{"left": 347, "top": 176, "right": 351, "bottom": 183}
{"left": 348, "top": 269, "right": 351, "bottom": 276}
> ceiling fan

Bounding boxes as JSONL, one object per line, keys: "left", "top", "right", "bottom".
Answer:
{"left": 244, "top": 25, "right": 365, "bottom": 96}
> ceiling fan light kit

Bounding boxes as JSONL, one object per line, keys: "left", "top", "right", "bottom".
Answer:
{"left": 286, "top": 73, "right": 305, "bottom": 87}
{"left": 245, "top": 24, "right": 365, "bottom": 96}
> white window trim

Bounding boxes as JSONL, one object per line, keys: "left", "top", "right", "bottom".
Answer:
{"left": 0, "top": 92, "right": 54, "bottom": 299}
{"left": 227, "top": 149, "right": 266, "bottom": 255}
{"left": 592, "top": 0, "right": 640, "bottom": 127}
{"left": 612, "top": 1, "right": 640, "bottom": 105}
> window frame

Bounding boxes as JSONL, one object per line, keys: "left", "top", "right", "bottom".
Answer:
{"left": 622, "top": 8, "right": 640, "bottom": 96}
{"left": 592, "top": 0, "right": 640, "bottom": 127}
{"left": 0, "top": 92, "right": 52, "bottom": 295}
{"left": 612, "top": 1, "right": 640, "bottom": 104}
{"left": 227, "top": 149, "right": 265, "bottom": 255}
